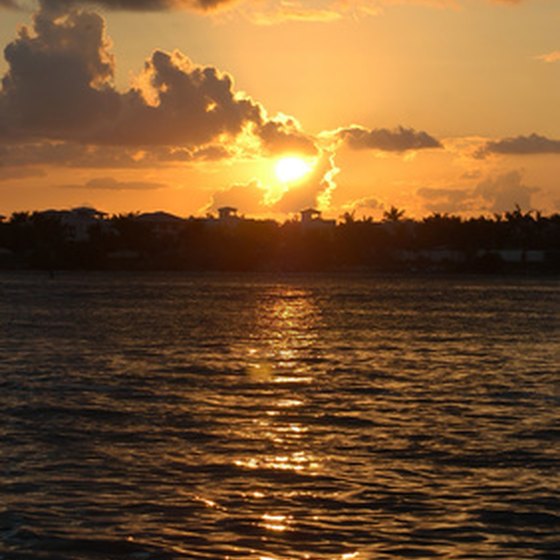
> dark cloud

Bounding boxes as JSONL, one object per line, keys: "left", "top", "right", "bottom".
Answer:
{"left": 152, "top": 144, "right": 234, "bottom": 162}
{"left": 257, "top": 116, "right": 318, "bottom": 156}
{"left": 105, "top": 49, "right": 262, "bottom": 146}
{"left": 0, "top": 0, "right": 529, "bottom": 12}
{"left": 0, "top": 141, "right": 236, "bottom": 168}
{"left": 99, "top": 0, "right": 231, "bottom": 11}
{"left": 0, "top": 5, "right": 271, "bottom": 151}
{"left": 61, "top": 176, "right": 167, "bottom": 189}
{"left": 1, "top": 142, "right": 136, "bottom": 167}
{"left": 0, "top": 7, "right": 119, "bottom": 141}
{"left": 476, "top": 133, "right": 560, "bottom": 158}
{"left": 0, "top": 4, "right": 324, "bottom": 163}
{"left": 189, "top": 145, "right": 232, "bottom": 161}
{"left": 335, "top": 125, "right": 442, "bottom": 152}
{"left": 19, "top": 0, "right": 233, "bottom": 13}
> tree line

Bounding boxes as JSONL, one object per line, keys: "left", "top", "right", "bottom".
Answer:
{"left": 1, "top": 206, "right": 559, "bottom": 272}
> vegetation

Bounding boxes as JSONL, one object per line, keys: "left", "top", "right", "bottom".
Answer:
{"left": 0, "top": 207, "right": 559, "bottom": 273}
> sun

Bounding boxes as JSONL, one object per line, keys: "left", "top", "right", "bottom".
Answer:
{"left": 275, "top": 156, "right": 312, "bottom": 183}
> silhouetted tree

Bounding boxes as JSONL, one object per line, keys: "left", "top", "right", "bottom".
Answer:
{"left": 2, "top": 206, "right": 559, "bottom": 272}
{"left": 383, "top": 206, "right": 406, "bottom": 222}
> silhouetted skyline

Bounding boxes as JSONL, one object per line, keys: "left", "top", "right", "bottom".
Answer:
{"left": 2, "top": 205, "right": 559, "bottom": 272}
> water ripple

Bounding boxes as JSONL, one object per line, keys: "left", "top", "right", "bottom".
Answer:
{"left": 1, "top": 272, "right": 559, "bottom": 559}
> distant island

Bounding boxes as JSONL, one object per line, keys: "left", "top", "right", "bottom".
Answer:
{"left": 1, "top": 205, "right": 559, "bottom": 273}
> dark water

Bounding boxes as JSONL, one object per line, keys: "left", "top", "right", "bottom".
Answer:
{"left": 1, "top": 272, "right": 559, "bottom": 560}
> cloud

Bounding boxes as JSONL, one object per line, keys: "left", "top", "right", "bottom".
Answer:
{"left": 474, "top": 171, "right": 538, "bottom": 213}
{"left": 0, "top": 7, "right": 120, "bottom": 141}
{"left": 244, "top": 1, "right": 343, "bottom": 25}
{"left": 417, "top": 186, "right": 473, "bottom": 213}
{"left": 257, "top": 114, "right": 318, "bottom": 156}
{"left": 206, "top": 179, "right": 269, "bottom": 214}
{"left": 341, "top": 195, "right": 383, "bottom": 216}
{"left": 109, "top": 49, "right": 263, "bottom": 146}
{"left": 0, "top": 0, "right": 367, "bottom": 14}
{"left": 461, "top": 169, "right": 482, "bottom": 180}
{"left": 535, "top": 51, "right": 560, "bottom": 64}
{"left": 1, "top": 0, "right": 371, "bottom": 19}
{"left": 332, "top": 125, "right": 442, "bottom": 152}
{"left": 61, "top": 176, "right": 167, "bottom": 189}
{"left": 273, "top": 151, "right": 339, "bottom": 213}
{"left": 477, "top": 134, "right": 560, "bottom": 158}
{"left": 0, "top": 141, "right": 234, "bottom": 168}
{"left": 0, "top": 5, "right": 272, "bottom": 151}
{"left": 205, "top": 150, "right": 339, "bottom": 215}
{"left": 0, "top": 142, "right": 144, "bottom": 167}
{"left": 0, "top": 166, "right": 45, "bottom": 181}
{"left": 34, "top": 0, "right": 234, "bottom": 13}
{"left": 153, "top": 144, "right": 235, "bottom": 162}
{"left": 417, "top": 171, "right": 539, "bottom": 214}
{"left": 352, "top": 196, "right": 382, "bottom": 210}
{"left": 0, "top": 3, "right": 326, "bottom": 167}
{"left": 0, "top": 0, "right": 529, "bottom": 17}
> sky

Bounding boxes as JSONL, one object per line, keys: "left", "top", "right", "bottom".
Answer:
{"left": 0, "top": 0, "right": 559, "bottom": 220}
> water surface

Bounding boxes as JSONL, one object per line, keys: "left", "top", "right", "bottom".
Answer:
{"left": 1, "top": 272, "right": 559, "bottom": 559}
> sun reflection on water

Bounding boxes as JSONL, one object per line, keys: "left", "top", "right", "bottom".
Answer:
{"left": 234, "top": 450, "right": 320, "bottom": 473}
{"left": 246, "top": 287, "right": 322, "bottom": 381}
{"left": 188, "top": 286, "right": 362, "bottom": 559}
{"left": 239, "top": 288, "right": 323, "bottom": 463}
{"left": 180, "top": 285, "right": 345, "bottom": 559}
{"left": 260, "top": 513, "right": 291, "bottom": 532}
{"left": 228, "top": 287, "right": 330, "bottom": 553}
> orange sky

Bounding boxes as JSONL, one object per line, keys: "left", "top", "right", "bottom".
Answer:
{"left": 1, "top": 0, "right": 560, "bottom": 220}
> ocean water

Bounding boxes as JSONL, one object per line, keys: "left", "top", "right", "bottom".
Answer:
{"left": 0, "top": 272, "right": 559, "bottom": 560}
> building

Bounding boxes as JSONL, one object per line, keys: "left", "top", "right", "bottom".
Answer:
{"left": 135, "top": 211, "right": 185, "bottom": 235}
{"left": 300, "top": 208, "right": 336, "bottom": 229}
{"left": 38, "top": 207, "right": 107, "bottom": 242}
{"left": 218, "top": 207, "right": 239, "bottom": 222}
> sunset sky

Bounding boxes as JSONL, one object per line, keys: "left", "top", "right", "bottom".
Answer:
{"left": 1, "top": 0, "right": 559, "bottom": 220}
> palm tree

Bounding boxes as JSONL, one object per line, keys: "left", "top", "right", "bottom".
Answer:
{"left": 382, "top": 206, "right": 406, "bottom": 222}
{"left": 340, "top": 210, "right": 355, "bottom": 224}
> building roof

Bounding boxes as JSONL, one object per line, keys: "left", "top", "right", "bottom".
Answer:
{"left": 39, "top": 207, "right": 106, "bottom": 220}
{"left": 135, "top": 211, "right": 184, "bottom": 223}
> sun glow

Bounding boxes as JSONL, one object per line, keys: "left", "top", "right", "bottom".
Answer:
{"left": 275, "top": 156, "right": 312, "bottom": 183}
